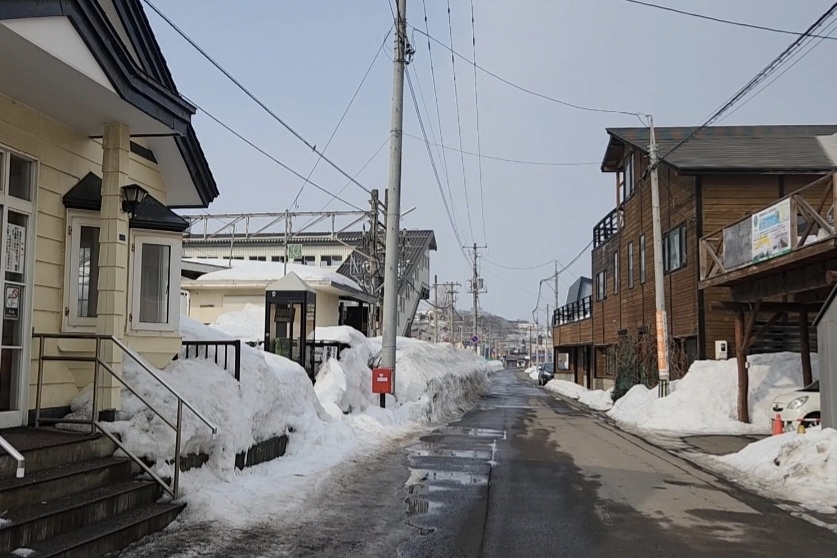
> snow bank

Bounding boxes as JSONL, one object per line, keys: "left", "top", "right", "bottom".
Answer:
{"left": 487, "top": 360, "right": 505, "bottom": 371}
{"left": 211, "top": 303, "right": 264, "bottom": 342}
{"left": 713, "top": 427, "right": 837, "bottom": 513}
{"left": 193, "top": 261, "right": 361, "bottom": 290}
{"left": 310, "top": 325, "right": 368, "bottom": 347}
{"left": 525, "top": 366, "right": 539, "bottom": 380}
{"left": 544, "top": 380, "right": 614, "bottom": 411}
{"left": 608, "top": 352, "right": 818, "bottom": 435}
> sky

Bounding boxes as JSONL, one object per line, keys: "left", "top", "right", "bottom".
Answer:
{"left": 144, "top": 0, "right": 837, "bottom": 321}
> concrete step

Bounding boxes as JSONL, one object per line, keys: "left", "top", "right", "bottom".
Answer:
{"left": 0, "top": 458, "right": 132, "bottom": 511}
{"left": 0, "top": 429, "right": 116, "bottom": 479}
{"left": 0, "top": 479, "right": 161, "bottom": 553}
{"left": 2, "top": 501, "right": 185, "bottom": 558}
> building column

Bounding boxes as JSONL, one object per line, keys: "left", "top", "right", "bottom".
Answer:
{"left": 96, "top": 122, "right": 131, "bottom": 413}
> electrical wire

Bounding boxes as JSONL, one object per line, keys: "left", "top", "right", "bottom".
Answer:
{"left": 658, "top": 3, "right": 837, "bottom": 164}
{"left": 617, "top": 0, "right": 837, "bottom": 41}
{"left": 184, "top": 96, "right": 365, "bottom": 211}
{"left": 469, "top": 0, "right": 487, "bottom": 245}
{"left": 141, "top": 0, "right": 375, "bottom": 196}
{"left": 445, "top": 0, "right": 475, "bottom": 244}
{"left": 409, "top": 27, "right": 645, "bottom": 117}
{"left": 291, "top": 28, "right": 392, "bottom": 210}
{"left": 483, "top": 258, "right": 555, "bottom": 271}
{"left": 402, "top": 133, "right": 599, "bottom": 166}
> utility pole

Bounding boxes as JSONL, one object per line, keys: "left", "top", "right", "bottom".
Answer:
{"left": 283, "top": 209, "right": 290, "bottom": 275}
{"left": 380, "top": 0, "right": 409, "bottom": 401}
{"left": 465, "top": 243, "right": 487, "bottom": 353}
{"left": 554, "top": 260, "right": 560, "bottom": 309}
{"left": 433, "top": 274, "right": 439, "bottom": 343}
{"left": 649, "top": 117, "right": 670, "bottom": 396}
{"left": 445, "top": 282, "right": 460, "bottom": 344}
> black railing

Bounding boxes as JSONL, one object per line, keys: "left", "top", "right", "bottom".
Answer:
{"left": 593, "top": 209, "right": 622, "bottom": 248}
{"left": 309, "top": 341, "right": 351, "bottom": 372}
{"left": 178, "top": 340, "right": 242, "bottom": 382}
{"left": 552, "top": 296, "right": 593, "bottom": 326}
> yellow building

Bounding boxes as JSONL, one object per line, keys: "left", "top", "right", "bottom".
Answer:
{"left": 0, "top": 1, "right": 217, "bottom": 427}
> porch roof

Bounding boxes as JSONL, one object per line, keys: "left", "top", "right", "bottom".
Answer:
{"left": 0, "top": 0, "right": 217, "bottom": 207}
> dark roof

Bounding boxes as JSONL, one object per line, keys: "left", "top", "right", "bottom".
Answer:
{"left": 0, "top": 0, "right": 218, "bottom": 207}
{"left": 565, "top": 277, "right": 592, "bottom": 305}
{"left": 63, "top": 172, "right": 190, "bottom": 233}
{"left": 602, "top": 125, "right": 837, "bottom": 174}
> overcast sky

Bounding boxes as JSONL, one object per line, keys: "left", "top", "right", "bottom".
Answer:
{"left": 147, "top": 0, "right": 837, "bottom": 321}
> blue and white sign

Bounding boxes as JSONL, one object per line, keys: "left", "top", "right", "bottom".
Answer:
{"left": 471, "top": 335, "right": 479, "bottom": 344}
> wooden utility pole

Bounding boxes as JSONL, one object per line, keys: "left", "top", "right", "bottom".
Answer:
{"left": 649, "top": 118, "right": 671, "bottom": 396}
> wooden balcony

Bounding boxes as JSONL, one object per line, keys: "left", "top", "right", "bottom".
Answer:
{"left": 593, "top": 209, "right": 622, "bottom": 249}
{"left": 552, "top": 296, "right": 593, "bottom": 346}
{"left": 699, "top": 173, "right": 837, "bottom": 292}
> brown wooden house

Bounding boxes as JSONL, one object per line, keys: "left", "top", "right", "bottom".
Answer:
{"left": 553, "top": 125, "right": 837, "bottom": 389}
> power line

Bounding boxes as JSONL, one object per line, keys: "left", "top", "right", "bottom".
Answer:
{"left": 291, "top": 28, "right": 392, "bottom": 209}
{"left": 410, "top": 27, "right": 645, "bottom": 117}
{"left": 185, "top": 97, "right": 366, "bottom": 212}
{"left": 658, "top": 3, "right": 837, "bottom": 164}
{"left": 469, "top": 0, "right": 487, "bottom": 245}
{"left": 483, "top": 258, "right": 554, "bottom": 271}
{"left": 141, "top": 0, "right": 375, "bottom": 196}
{"left": 617, "top": 0, "right": 837, "bottom": 41}
{"left": 402, "top": 132, "right": 599, "bottom": 166}
{"left": 481, "top": 267, "right": 540, "bottom": 297}
{"left": 446, "top": 0, "right": 475, "bottom": 244}
{"left": 420, "top": 0, "right": 460, "bottom": 235}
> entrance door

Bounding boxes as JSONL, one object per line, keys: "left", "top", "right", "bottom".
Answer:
{"left": 0, "top": 151, "right": 35, "bottom": 428}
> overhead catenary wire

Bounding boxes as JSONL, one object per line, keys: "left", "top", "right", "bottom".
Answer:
{"left": 445, "top": 0, "right": 476, "bottom": 244}
{"left": 184, "top": 96, "right": 365, "bottom": 212}
{"left": 617, "top": 0, "right": 837, "bottom": 41}
{"left": 657, "top": 3, "right": 837, "bottom": 165}
{"left": 291, "top": 27, "right": 392, "bottom": 210}
{"left": 141, "top": 0, "right": 375, "bottom": 197}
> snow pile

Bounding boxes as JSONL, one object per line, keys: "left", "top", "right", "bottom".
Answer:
{"left": 487, "top": 360, "right": 505, "bottom": 371}
{"left": 315, "top": 337, "right": 493, "bottom": 426}
{"left": 310, "top": 325, "right": 368, "bottom": 347}
{"left": 525, "top": 366, "right": 539, "bottom": 380}
{"left": 192, "top": 261, "right": 361, "bottom": 290}
{"left": 211, "top": 303, "right": 264, "bottom": 342}
{"left": 608, "top": 352, "right": 817, "bottom": 435}
{"left": 545, "top": 380, "right": 614, "bottom": 411}
{"left": 713, "top": 428, "right": 837, "bottom": 513}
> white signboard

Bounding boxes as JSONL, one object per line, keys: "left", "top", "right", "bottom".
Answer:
{"left": 751, "top": 198, "right": 792, "bottom": 264}
{"left": 287, "top": 244, "right": 303, "bottom": 259}
{"left": 5, "top": 223, "right": 25, "bottom": 274}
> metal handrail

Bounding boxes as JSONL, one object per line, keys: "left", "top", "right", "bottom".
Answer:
{"left": 32, "top": 332, "right": 219, "bottom": 499}
{"left": 0, "top": 435, "right": 24, "bottom": 478}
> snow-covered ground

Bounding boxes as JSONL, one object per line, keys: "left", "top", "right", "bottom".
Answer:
{"left": 544, "top": 380, "right": 614, "bottom": 411}
{"left": 525, "top": 366, "right": 539, "bottom": 381}
{"left": 67, "top": 317, "right": 496, "bottom": 528}
{"left": 608, "top": 352, "right": 817, "bottom": 436}
{"left": 708, "top": 427, "right": 837, "bottom": 514}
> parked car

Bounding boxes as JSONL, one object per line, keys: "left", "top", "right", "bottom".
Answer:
{"left": 538, "top": 362, "right": 555, "bottom": 386}
{"left": 771, "top": 380, "right": 820, "bottom": 431}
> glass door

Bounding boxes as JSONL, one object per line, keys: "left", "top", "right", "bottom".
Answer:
{"left": 0, "top": 151, "right": 34, "bottom": 428}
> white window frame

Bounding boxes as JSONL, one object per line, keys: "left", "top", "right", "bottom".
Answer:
{"left": 130, "top": 233, "right": 181, "bottom": 332}
{"left": 63, "top": 211, "right": 102, "bottom": 329}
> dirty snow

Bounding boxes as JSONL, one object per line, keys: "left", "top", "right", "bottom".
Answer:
{"left": 710, "top": 427, "right": 837, "bottom": 514}
{"left": 11, "top": 549, "right": 35, "bottom": 558}
{"left": 608, "top": 352, "right": 818, "bottom": 435}
{"left": 525, "top": 366, "right": 539, "bottom": 381}
{"left": 544, "top": 380, "right": 614, "bottom": 411}
{"left": 211, "top": 303, "right": 264, "bottom": 342}
{"left": 67, "top": 318, "right": 494, "bottom": 528}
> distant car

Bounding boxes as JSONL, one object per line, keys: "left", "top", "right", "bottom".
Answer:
{"left": 538, "top": 362, "right": 555, "bottom": 386}
{"left": 771, "top": 380, "right": 820, "bottom": 431}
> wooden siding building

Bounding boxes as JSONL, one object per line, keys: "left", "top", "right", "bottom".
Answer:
{"left": 554, "top": 125, "right": 837, "bottom": 389}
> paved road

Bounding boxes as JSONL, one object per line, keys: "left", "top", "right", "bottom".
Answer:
{"left": 119, "top": 370, "right": 837, "bottom": 557}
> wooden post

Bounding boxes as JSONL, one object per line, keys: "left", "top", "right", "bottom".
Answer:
{"left": 734, "top": 309, "right": 750, "bottom": 423}
{"left": 800, "top": 310, "right": 813, "bottom": 386}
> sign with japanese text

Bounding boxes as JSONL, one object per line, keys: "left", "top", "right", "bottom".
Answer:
{"left": 751, "top": 198, "right": 792, "bottom": 263}
{"left": 5, "top": 223, "right": 25, "bottom": 274}
{"left": 4, "top": 284, "right": 20, "bottom": 320}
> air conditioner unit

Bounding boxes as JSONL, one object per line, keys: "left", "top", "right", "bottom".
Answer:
{"left": 715, "top": 340, "right": 728, "bottom": 360}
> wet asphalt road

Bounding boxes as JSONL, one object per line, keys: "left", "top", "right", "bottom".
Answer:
{"left": 118, "top": 370, "right": 837, "bottom": 557}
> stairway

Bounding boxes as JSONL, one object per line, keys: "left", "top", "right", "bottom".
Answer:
{"left": 0, "top": 428, "right": 183, "bottom": 558}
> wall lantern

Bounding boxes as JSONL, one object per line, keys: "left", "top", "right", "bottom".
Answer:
{"left": 121, "top": 184, "right": 148, "bottom": 217}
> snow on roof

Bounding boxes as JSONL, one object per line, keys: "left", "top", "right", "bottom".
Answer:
{"left": 189, "top": 261, "right": 361, "bottom": 291}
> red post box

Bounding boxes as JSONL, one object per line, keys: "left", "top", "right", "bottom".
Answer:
{"left": 372, "top": 368, "right": 393, "bottom": 394}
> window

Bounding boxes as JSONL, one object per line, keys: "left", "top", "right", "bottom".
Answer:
{"left": 131, "top": 235, "right": 181, "bottom": 331}
{"left": 250, "top": 256, "right": 266, "bottom": 261}
{"left": 621, "top": 153, "right": 635, "bottom": 202}
{"left": 663, "top": 224, "right": 687, "bottom": 273}
{"left": 627, "top": 242, "right": 634, "bottom": 289}
{"left": 639, "top": 235, "right": 646, "bottom": 284}
{"left": 320, "top": 255, "right": 342, "bottom": 267}
{"left": 8, "top": 154, "right": 33, "bottom": 201}
{"left": 294, "top": 256, "right": 316, "bottom": 265}
{"left": 596, "top": 271, "right": 607, "bottom": 300}
{"left": 66, "top": 214, "right": 101, "bottom": 326}
{"left": 613, "top": 252, "right": 619, "bottom": 294}
{"left": 271, "top": 256, "right": 284, "bottom": 262}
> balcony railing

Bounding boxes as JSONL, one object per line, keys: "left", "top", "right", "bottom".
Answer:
{"left": 593, "top": 209, "right": 622, "bottom": 248}
{"left": 699, "top": 173, "right": 836, "bottom": 281}
{"left": 553, "top": 296, "right": 593, "bottom": 326}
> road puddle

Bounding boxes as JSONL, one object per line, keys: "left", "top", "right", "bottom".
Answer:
{"left": 438, "top": 426, "right": 505, "bottom": 438}
{"left": 407, "top": 443, "right": 492, "bottom": 461}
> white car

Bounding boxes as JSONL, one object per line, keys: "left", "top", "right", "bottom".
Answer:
{"left": 770, "top": 380, "right": 821, "bottom": 431}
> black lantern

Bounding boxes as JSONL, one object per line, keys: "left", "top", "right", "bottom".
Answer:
{"left": 120, "top": 184, "right": 148, "bottom": 216}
